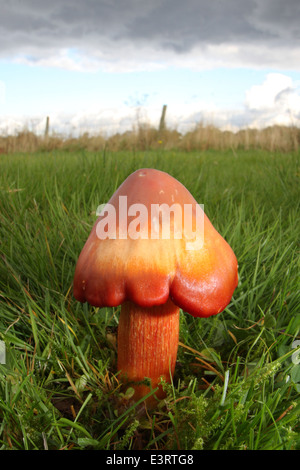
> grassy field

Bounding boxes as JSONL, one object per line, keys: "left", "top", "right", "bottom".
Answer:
{"left": 0, "top": 148, "right": 299, "bottom": 450}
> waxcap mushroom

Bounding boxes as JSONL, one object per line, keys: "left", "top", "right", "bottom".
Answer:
{"left": 74, "top": 168, "right": 238, "bottom": 404}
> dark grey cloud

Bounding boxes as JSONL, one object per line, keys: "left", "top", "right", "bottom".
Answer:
{"left": 126, "top": 0, "right": 268, "bottom": 51}
{"left": 0, "top": 0, "right": 300, "bottom": 69}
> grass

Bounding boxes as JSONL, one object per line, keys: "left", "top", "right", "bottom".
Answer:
{"left": 0, "top": 148, "right": 299, "bottom": 450}
{"left": 1, "top": 123, "right": 300, "bottom": 154}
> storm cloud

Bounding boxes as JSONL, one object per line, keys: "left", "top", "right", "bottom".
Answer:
{"left": 1, "top": 1, "right": 300, "bottom": 135}
{"left": 1, "top": 0, "right": 300, "bottom": 71}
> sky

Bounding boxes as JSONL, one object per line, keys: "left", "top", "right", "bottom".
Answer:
{"left": 0, "top": 0, "right": 300, "bottom": 136}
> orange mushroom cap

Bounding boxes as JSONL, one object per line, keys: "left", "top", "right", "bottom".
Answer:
{"left": 73, "top": 168, "right": 238, "bottom": 318}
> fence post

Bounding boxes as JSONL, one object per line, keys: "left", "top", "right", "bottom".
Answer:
{"left": 159, "top": 105, "right": 167, "bottom": 132}
{"left": 45, "top": 116, "right": 50, "bottom": 138}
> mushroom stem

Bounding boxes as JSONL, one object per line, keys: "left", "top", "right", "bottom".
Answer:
{"left": 117, "top": 298, "right": 180, "bottom": 404}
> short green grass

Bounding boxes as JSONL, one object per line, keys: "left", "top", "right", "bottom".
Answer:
{"left": 0, "top": 148, "right": 299, "bottom": 450}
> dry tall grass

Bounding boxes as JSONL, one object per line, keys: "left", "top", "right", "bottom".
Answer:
{"left": 0, "top": 123, "right": 299, "bottom": 154}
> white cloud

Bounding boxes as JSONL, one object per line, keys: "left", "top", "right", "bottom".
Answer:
{"left": 11, "top": 40, "right": 300, "bottom": 74}
{"left": 245, "top": 73, "right": 300, "bottom": 128}
{"left": 1, "top": 74, "right": 300, "bottom": 136}
{"left": 246, "top": 74, "right": 293, "bottom": 110}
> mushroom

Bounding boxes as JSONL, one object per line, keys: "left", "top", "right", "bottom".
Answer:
{"left": 73, "top": 168, "right": 238, "bottom": 405}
